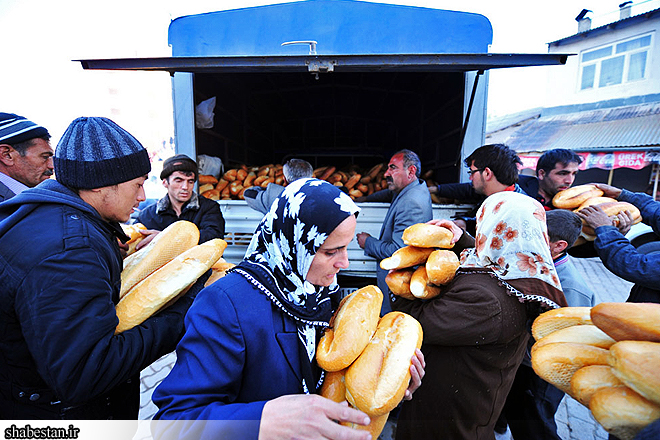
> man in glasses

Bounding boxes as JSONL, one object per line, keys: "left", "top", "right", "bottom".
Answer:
{"left": 429, "top": 144, "right": 532, "bottom": 233}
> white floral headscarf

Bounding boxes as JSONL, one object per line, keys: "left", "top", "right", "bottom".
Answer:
{"left": 459, "top": 191, "right": 567, "bottom": 309}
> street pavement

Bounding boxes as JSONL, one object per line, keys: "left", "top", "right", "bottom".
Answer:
{"left": 137, "top": 257, "right": 634, "bottom": 439}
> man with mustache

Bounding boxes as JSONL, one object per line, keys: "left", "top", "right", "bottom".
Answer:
{"left": 136, "top": 154, "right": 225, "bottom": 249}
{"left": 0, "top": 113, "right": 53, "bottom": 202}
{"left": 356, "top": 149, "right": 433, "bottom": 314}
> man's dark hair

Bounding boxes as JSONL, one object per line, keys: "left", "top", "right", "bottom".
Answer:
{"left": 394, "top": 149, "right": 422, "bottom": 178}
{"left": 464, "top": 144, "right": 521, "bottom": 186}
{"left": 283, "top": 158, "right": 313, "bottom": 182}
{"left": 546, "top": 209, "right": 583, "bottom": 248}
{"left": 11, "top": 135, "right": 51, "bottom": 156}
{"left": 536, "top": 149, "right": 583, "bottom": 176}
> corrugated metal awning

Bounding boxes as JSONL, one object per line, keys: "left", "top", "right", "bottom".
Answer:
{"left": 506, "top": 102, "right": 660, "bottom": 153}
{"left": 76, "top": 53, "right": 569, "bottom": 74}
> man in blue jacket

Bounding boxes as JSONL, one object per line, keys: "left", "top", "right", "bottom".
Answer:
{"left": 356, "top": 149, "right": 433, "bottom": 314}
{"left": 577, "top": 183, "right": 660, "bottom": 304}
{"left": 136, "top": 154, "right": 225, "bottom": 249}
{"left": 0, "top": 117, "right": 198, "bottom": 419}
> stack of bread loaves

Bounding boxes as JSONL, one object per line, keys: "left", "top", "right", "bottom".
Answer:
{"left": 198, "top": 162, "right": 391, "bottom": 201}
{"left": 531, "top": 303, "right": 660, "bottom": 440}
{"left": 382, "top": 223, "right": 459, "bottom": 300}
{"left": 315, "top": 285, "right": 423, "bottom": 438}
{"left": 115, "top": 220, "right": 227, "bottom": 334}
{"left": 552, "top": 184, "right": 642, "bottom": 241}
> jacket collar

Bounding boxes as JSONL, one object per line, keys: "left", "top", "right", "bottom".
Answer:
{"left": 156, "top": 191, "right": 200, "bottom": 214}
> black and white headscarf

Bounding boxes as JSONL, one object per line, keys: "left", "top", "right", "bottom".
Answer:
{"left": 233, "top": 178, "right": 359, "bottom": 393}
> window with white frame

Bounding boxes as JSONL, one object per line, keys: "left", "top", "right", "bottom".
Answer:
{"left": 579, "top": 33, "right": 652, "bottom": 90}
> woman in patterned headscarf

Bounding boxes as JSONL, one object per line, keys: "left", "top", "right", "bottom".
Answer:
{"left": 153, "top": 178, "right": 423, "bottom": 440}
{"left": 392, "top": 191, "right": 567, "bottom": 440}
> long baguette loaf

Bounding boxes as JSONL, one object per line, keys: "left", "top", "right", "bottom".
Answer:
{"left": 380, "top": 246, "right": 434, "bottom": 271}
{"left": 531, "top": 307, "right": 593, "bottom": 341}
{"left": 553, "top": 184, "right": 604, "bottom": 209}
{"left": 580, "top": 202, "right": 642, "bottom": 236}
{"left": 531, "top": 342, "right": 609, "bottom": 394}
{"left": 402, "top": 223, "right": 454, "bottom": 248}
{"left": 120, "top": 221, "right": 201, "bottom": 298}
{"left": 531, "top": 324, "right": 616, "bottom": 354}
{"left": 425, "top": 249, "right": 459, "bottom": 286}
{"left": 409, "top": 266, "right": 441, "bottom": 300}
{"left": 341, "top": 412, "right": 390, "bottom": 439}
{"left": 345, "top": 312, "right": 423, "bottom": 416}
{"left": 608, "top": 340, "right": 660, "bottom": 406}
{"left": 316, "top": 286, "right": 383, "bottom": 372}
{"left": 115, "top": 238, "right": 226, "bottom": 334}
{"left": 589, "top": 386, "right": 660, "bottom": 440}
{"left": 385, "top": 268, "right": 416, "bottom": 300}
{"left": 591, "top": 302, "right": 660, "bottom": 342}
{"left": 574, "top": 197, "right": 618, "bottom": 211}
{"left": 570, "top": 365, "right": 624, "bottom": 407}
{"left": 320, "top": 369, "right": 347, "bottom": 403}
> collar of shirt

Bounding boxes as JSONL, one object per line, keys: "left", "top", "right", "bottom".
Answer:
{"left": 553, "top": 252, "right": 569, "bottom": 267}
{"left": 156, "top": 191, "right": 200, "bottom": 214}
{"left": 0, "top": 172, "right": 29, "bottom": 195}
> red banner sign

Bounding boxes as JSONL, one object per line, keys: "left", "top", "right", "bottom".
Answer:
{"left": 520, "top": 151, "right": 660, "bottom": 171}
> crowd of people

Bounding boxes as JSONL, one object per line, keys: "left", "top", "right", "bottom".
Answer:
{"left": 1, "top": 111, "right": 658, "bottom": 440}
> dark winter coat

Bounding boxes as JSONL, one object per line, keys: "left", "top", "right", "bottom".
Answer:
{"left": 0, "top": 179, "right": 193, "bottom": 419}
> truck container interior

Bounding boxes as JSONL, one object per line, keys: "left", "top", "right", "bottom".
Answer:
{"left": 193, "top": 70, "right": 465, "bottom": 183}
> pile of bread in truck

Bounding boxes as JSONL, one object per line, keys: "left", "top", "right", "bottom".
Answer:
{"left": 197, "top": 162, "right": 446, "bottom": 203}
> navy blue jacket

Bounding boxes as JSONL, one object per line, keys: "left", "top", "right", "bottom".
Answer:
{"left": 137, "top": 193, "right": 224, "bottom": 243}
{"left": 153, "top": 271, "right": 305, "bottom": 438}
{"left": 0, "top": 180, "right": 193, "bottom": 419}
{"left": 593, "top": 189, "right": 660, "bottom": 303}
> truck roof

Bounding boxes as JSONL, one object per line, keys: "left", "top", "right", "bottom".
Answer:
{"left": 168, "top": 0, "right": 493, "bottom": 57}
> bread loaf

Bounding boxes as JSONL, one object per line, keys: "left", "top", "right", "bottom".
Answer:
{"left": 316, "top": 286, "right": 383, "bottom": 372}
{"left": 591, "top": 302, "right": 660, "bottom": 342}
{"left": 402, "top": 223, "right": 454, "bottom": 248}
{"left": 380, "top": 246, "right": 434, "bottom": 271}
{"left": 320, "top": 369, "right": 347, "bottom": 403}
{"left": 608, "top": 341, "right": 660, "bottom": 406}
{"left": 425, "top": 249, "right": 459, "bottom": 286}
{"left": 120, "top": 221, "right": 201, "bottom": 298}
{"left": 409, "top": 266, "right": 442, "bottom": 300}
{"left": 345, "top": 312, "right": 423, "bottom": 416}
{"left": 531, "top": 307, "right": 593, "bottom": 341}
{"left": 121, "top": 223, "right": 147, "bottom": 256}
{"left": 570, "top": 365, "right": 624, "bottom": 407}
{"left": 531, "top": 342, "right": 609, "bottom": 393}
{"left": 385, "top": 269, "right": 416, "bottom": 300}
{"left": 532, "top": 324, "right": 616, "bottom": 354}
{"left": 580, "top": 202, "right": 642, "bottom": 236}
{"left": 204, "top": 258, "right": 236, "bottom": 287}
{"left": 589, "top": 386, "right": 660, "bottom": 440}
{"left": 552, "top": 184, "right": 604, "bottom": 209}
{"left": 341, "top": 411, "right": 389, "bottom": 439}
{"left": 115, "top": 238, "right": 227, "bottom": 333}
{"left": 198, "top": 174, "right": 218, "bottom": 185}
{"left": 575, "top": 197, "right": 618, "bottom": 211}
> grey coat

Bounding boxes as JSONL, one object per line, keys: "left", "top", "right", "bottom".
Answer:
{"left": 363, "top": 179, "right": 433, "bottom": 313}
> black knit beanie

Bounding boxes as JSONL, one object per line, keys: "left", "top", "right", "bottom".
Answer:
{"left": 54, "top": 117, "right": 151, "bottom": 189}
{"left": 160, "top": 154, "right": 198, "bottom": 180}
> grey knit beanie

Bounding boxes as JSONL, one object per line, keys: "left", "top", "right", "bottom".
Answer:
{"left": 54, "top": 117, "right": 151, "bottom": 189}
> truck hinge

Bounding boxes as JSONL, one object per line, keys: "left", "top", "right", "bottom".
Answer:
{"left": 306, "top": 60, "right": 336, "bottom": 80}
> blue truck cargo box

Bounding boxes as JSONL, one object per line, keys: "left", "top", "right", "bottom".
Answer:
{"left": 168, "top": 0, "right": 493, "bottom": 57}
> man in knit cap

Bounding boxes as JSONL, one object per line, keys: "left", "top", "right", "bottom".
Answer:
{"left": 0, "top": 117, "right": 201, "bottom": 419}
{"left": 136, "top": 153, "right": 224, "bottom": 249}
{"left": 0, "top": 112, "right": 53, "bottom": 202}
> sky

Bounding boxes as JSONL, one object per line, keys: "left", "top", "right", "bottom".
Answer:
{"left": 2, "top": 0, "right": 659, "bottom": 148}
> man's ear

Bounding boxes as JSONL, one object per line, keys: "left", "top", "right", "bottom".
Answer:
{"left": 162, "top": 178, "right": 168, "bottom": 188}
{"left": 482, "top": 167, "right": 494, "bottom": 181}
{"left": 537, "top": 169, "right": 546, "bottom": 181}
{"left": 550, "top": 239, "right": 569, "bottom": 256}
{"left": 0, "top": 144, "right": 16, "bottom": 166}
{"left": 408, "top": 166, "right": 417, "bottom": 180}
